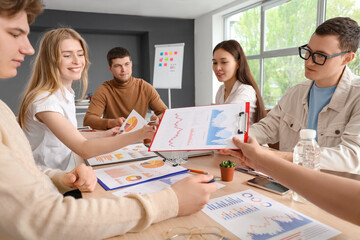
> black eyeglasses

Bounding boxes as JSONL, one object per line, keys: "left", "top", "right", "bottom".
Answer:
{"left": 298, "top": 44, "right": 350, "bottom": 65}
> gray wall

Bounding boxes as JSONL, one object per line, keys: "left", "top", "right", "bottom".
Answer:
{"left": 2, "top": 9, "right": 194, "bottom": 114}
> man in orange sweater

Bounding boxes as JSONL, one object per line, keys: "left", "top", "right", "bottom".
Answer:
{"left": 84, "top": 47, "right": 167, "bottom": 130}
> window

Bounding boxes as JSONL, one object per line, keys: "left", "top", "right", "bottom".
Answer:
{"left": 326, "top": 0, "right": 360, "bottom": 75}
{"left": 224, "top": 0, "right": 360, "bottom": 108}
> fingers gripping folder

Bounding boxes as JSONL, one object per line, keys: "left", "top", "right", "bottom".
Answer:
{"left": 237, "top": 112, "right": 248, "bottom": 135}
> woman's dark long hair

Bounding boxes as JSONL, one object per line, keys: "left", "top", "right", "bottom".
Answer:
{"left": 213, "top": 40, "right": 266, "bottom": 122}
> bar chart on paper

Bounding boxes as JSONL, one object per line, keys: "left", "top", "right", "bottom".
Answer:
{"left": 202, "top": 190, "right": 340, "bottom": 240}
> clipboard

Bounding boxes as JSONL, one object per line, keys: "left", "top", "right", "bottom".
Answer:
{"left": 149, "top": 103, "right": 250, "bottom": 152}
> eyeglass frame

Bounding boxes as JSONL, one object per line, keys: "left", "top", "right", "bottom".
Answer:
{"left": 165, "top": 226, "right": 230, "bottom": 240}
{"left": 298, "top": 44, "right": 350, "bottom": 66}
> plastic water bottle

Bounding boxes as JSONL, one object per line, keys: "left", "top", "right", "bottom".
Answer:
{"left": 292, "top": 129, "right": 321, "bottom": 203}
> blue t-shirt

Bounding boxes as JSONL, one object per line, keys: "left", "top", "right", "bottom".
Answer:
{"left": 307, "top": 83, "right": 337, "bottom": 140}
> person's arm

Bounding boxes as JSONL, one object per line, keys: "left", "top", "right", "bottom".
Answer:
{"left": 270, "top": 150, "right": 293, "bottom": 162}
{"left": 80, "top": 127, "right": 121, "bottom": 140}
{"left": 250, "top": 88, "right": 295, "bottom": 145}
{"left": 83, "top": 86, "right": 110, "bottom": 130}
{"left": 36, "top": 111, "right": 155, "bottom": 159}
{"left": 224, "top": 137, "right": 360, "bottom": 226}
{"left": 43, "top": 163, "right": 97, "bottom": 192}
{"left": 147, "top": 83, "right": 167, "bottom": 116}
{"left": 107, "top": 117, "right": 126, "bottom": 128}
{"left": 0, "top": 146, "right": 217, "bottom": 239}
{"left": 318, "top": 109, "right": 360, "bottom": 173}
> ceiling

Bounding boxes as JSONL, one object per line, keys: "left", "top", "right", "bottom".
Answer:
{"left": 43, "top": 0, "right": 240, "bottom": 19}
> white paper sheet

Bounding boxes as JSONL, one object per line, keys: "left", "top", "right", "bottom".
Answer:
{"left": 202, "top": 189, "right": 340, "bottom": 240}
{"left": 94, "top": 157, "right": 188, "bottom": 190}
{"left": 149, "top": 103, "right": 249, "bottom": 151}
{"left": 113, "top": 173, "right": 225, "bottom": 197}
{"left": 86, "top": 143, "right": 157, "bottom": 166}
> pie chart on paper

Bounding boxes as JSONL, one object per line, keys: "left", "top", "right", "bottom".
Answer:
{"left": 140, "top": 160, "right": 165, "bottom": 168}
{"left": 126, "top": 175, "right": 142, "bottom": 181}
{"left": 124, "top": 116, "right": 138, "bottom": 132}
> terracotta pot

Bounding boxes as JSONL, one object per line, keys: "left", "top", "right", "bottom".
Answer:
{"left": 220, "top": 166, "right": 235, "bottom": 182}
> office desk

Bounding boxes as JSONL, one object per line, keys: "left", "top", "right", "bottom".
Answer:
{"left": 82, "top": 153, "right": 360, "bottom": 239}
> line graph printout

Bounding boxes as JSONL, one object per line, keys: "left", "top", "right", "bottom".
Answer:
{"left": 202, "top": 190, "right": 340, "bottom": 240}
{"left": 149, "top": 103, "right": 249, "bottom": 151}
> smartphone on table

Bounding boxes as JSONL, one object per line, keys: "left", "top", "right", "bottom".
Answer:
{"left": 247, "top": 176, "right": 290, "bottom": 195}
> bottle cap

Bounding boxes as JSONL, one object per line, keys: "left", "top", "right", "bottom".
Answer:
{"left": 300, "top": 129, "right": 316, "bottom": 139}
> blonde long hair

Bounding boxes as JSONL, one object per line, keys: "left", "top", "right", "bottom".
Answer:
{"left": 18, "top": 28, "right": 90, "bottom": 129}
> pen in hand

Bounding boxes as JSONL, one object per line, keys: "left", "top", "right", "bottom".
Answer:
{"left": 187, "top": 168, "right": 208, "bottom": 175}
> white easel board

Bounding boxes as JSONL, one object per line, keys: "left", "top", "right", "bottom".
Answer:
{"left": 153, "top": 43, "right": 184, "bottom": 89}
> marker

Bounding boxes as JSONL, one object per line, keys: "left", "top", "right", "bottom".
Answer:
{"left": 187, "top": 168, "right": 208, "bottom": 175}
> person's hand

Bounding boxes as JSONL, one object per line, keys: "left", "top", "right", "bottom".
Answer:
{"left": 103, "top": 126, "right": 121, "bottom": 137}
{"left": 221, "top": 136, "right": 265, "bottom": 169}
{"left": 171, "top": 174, "right": 217, "bottom": 216}
{"left": 62, "top": 163, "right": 97, "bottom": 192}
{"left": 150, "top": 114, "right": 160, "bottom": 125}
{"left": 107, "top": 117, "right": 126, "bottom": 128}
{"left": 137, "top": 125, "right": 156, "bottom": 140}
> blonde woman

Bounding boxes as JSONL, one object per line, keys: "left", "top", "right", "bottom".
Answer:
{"left": 18, "top": 28, "right": 155, "bottom": 170}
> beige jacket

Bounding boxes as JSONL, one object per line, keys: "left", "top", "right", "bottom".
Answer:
{"left": 250, "top": 67, "right": 360, "bottom": 173}
{"left": 0, "top": 100, "right": 178, "bottom": 240}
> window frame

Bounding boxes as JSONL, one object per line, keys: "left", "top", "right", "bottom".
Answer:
{"left": 223, "top": 0, "right": 328, "bottom": 98}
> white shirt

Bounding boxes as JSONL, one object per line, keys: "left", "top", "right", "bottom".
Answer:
{"left": 215, "top": 80, "right": 257, "bottom": 124}
{"left": 23, "top": 88, "right": 77, "bottom": 170}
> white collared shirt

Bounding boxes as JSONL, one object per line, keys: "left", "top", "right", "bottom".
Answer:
{"left": 215, "top": 80, "right": 257, "bottom": 124}
{"left": 23, "top": 87, "right": 77, "bottom": 170}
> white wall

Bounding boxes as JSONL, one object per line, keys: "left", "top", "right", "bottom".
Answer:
{"left": 194, "top": 0, "right": 259, "bottom": 106}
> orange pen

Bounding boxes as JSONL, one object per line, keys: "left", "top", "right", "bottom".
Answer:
{"left": 187, "top": 168, "right": 208, "bottom": 175}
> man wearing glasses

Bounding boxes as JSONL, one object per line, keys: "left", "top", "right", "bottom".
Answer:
{"left": 249, "top": 17, "right": 360, "bottom": 174}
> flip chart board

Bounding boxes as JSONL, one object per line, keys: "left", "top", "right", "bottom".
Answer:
{"left": 153, "top": 43, "right": 184, "bottom": 89}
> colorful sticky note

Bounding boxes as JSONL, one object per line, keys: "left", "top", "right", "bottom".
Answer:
{"left": 170, "top": 58, "right": 173, "bottom": 61}
{"left": 160, "top": 52, "right": 163, "bottom": 56}
{"left": 159, "top": 63, "right": 162, "bottom": 67}
{"left": 170, "top": 52, "right": 173, "bottom": 55}
{"left": 165, "top": 52, "right": 168, "bottom": 55}
{"left": 164, "top": 63, "right": 167, "bottom": 67}
{"left": 165, "top": 57, "right": 168, "bottom": 61}
{"left": 159, "top": 58, "right": 163, "bottom": 62}
{"left": 174, "top": 51, "right": 178, "bottom": 55}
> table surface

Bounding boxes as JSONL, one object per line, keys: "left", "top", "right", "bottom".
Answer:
{"left": 81, "top": 153, "right": 360, "bottom": 240}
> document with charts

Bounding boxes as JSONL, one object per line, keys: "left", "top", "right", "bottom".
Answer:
{"left": 94, "top": 157, "right": 189, "bottom": 190}
{"left": 202, "top": 189, "right": 340, "bottom": 240}
{"left": 85, "top": 143, "right": 157, "bottom": 167}
{"left": 149, "top": 103, "right": 249, "bottom": 151}
{"left": 120, "top": 109, "right": 148, "bottom": 133}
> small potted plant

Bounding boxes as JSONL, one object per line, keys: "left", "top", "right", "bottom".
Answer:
{"left": 219, "top": 160, "right": 236, "bottom": 182}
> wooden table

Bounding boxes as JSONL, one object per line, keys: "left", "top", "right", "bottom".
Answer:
{"left": 82, "top": 153, "right": 360, "bottom": 239}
